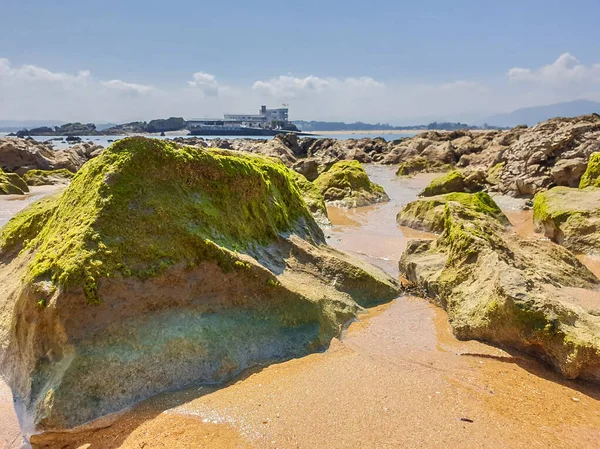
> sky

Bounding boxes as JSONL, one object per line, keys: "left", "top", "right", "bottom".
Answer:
{"left": 1, "top": 0, "right": 600, "bottom": 124}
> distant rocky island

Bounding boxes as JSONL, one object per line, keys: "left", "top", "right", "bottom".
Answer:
{"left": 10, "top": 117, "right": 187, "bottom": 137}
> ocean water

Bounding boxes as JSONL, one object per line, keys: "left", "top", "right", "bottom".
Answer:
{"left": 0, "top": 132, "right": 418, "bottom": 149}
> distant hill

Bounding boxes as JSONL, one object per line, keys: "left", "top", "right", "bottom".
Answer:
{"left": 482, "top": 100, "right": 600, "bottom": 127}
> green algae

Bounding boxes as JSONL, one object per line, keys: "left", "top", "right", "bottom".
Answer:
{"left": 313, "top": 160, "right": 386, "bottom": 202}
{"left": 23, "top": 169, "right": 74, "bottom": 186}
{"left": 579, "top": 152, "right": 600, "bottom": 188}
{"left": 2, "top": 137, "right": 321, "bottom": 302}
{"left": 290, "top": 171, "right": 328, "bottom": 218}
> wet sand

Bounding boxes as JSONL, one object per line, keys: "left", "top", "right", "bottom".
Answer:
{"left": 3, "top": 170, "right": 600, "bottom": 448}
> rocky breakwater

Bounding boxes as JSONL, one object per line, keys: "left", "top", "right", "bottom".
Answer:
{"left": 0, "top": 137, "right": 102, "bottom": 176}
{"left": 398, "top": 193, "right": 600, "bottom": 381}
{"left": 533, "top": 153, "right": 600, "bottom": 253}
{"left": 0, "top": 137, "right": 399, "bottom": 441}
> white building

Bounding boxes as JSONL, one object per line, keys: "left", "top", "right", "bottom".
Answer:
{"left": 224, "top": 105, "right": 289, "bottom": 126}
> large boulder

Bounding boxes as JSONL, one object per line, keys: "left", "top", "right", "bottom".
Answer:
{"left": 313, "top": 160, "right": 389, "bottom": 207}
{"left": 0, "top": 137, "right": 399, "bottom": 439}
{"left": 397, "top": 192, "right": 508, "bottom": 233}
{"left": 400, "top": 195, "right": 600, "bottom": 382}
{"left": 533, "top": 186, "right": 600, "bottom": 253}
{"left": 0, "top": 168, "right": 29, "bottom": 194}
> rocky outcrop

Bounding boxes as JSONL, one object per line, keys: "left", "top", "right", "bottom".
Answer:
{"left": 0, "top": 138, "right": 101, "bottom": 175}
{"left": 496, "top": 114, "right": 600, "bottom": 196}
{"left": 397, "top": 192, "right": 508, "bottom": 233}
{"left": 400, "top": 195, "right": 600, "bottom": 382}
{"left": 313, "top": 160, "right": 389, "bottom": 208}
{"left": 533, "top": 186, "right": 600, "bottom": 253}
{"left": 0, "top": 168, "right": 29, "bottom": 194}
{"left": 0, "top": 137, "right": 399, "bottom": 438}
{"left": 22, "top": 169, "right": 74, "bottom": 186}
{"left": 579, "top": 152, "right": 600, "bottom": 188}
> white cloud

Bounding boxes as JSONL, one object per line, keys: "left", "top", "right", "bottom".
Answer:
{"left": 101, "top": 79, "right": 154, "bottom": 96}
{"left": 508, "top": 53, "right": 600, "bottom": 84}
{"left": 252, "top": 75, "right": 383, "bottom": 97}
{"left": 188, "top": 72, "right": 220, "bottom": 96}
{"left": 0, "top": 58, "right": 90, "bottom": 86}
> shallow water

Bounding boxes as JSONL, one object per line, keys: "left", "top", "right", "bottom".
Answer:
{"left": 324, "top": 167, "right": 438, "bottom": 276}
{"left": 2, "top": 169, "right": 600, "bottom": 448}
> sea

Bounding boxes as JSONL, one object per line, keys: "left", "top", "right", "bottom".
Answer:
{"left": 0, "top": 132, "right": 418, "bottom": 149}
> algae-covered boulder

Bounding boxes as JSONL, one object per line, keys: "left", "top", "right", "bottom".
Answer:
{"left": 579, "top": 152, "right": 600, "bottom": 188}
{"left": 397, "top": 192, "right": 508, "bottom": 233}
{"left": 0, "top": 137, "right": 400, "bottom": 438}
{"left": 396, "top": 157, "right": 452, "bottom": 176}
{"left": 313, "top": 160, "right": 389, "bottom": 208}
{"left": 418, "top": 170, "right": 486, "bottom": 197}
{"left": 23, "top": 169, "right": 74, "bottom": 186}
{"left": 0, "top": 168, "right": 29, "bottom": 194}
{"left": 533, "top": 186, "right": 600, "bottom": 253}
{"left": 400, "top": 195, "right": 600, "bottom": 382}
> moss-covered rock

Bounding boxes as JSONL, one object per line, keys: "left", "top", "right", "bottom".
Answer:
{"left": 313, "top": 160, "right": 389, "bottom": 208}
{"left": 0, "top": 168, "right": 29, "bottom": 195}
{"left": 290, "top": 171, "right": 329, "bottom": 224}
{"left": 533, "top": 186, "right": 600, "bottom": 253}
{"left": 486, "top": 162, "right": 505, "bottom": 186}
{"left": 397, "top": 192, "right": 508, "bottom": 233}
{"left": 400, "top": 198, "right": 600, "bottom": 382}
{"left": 419, "top": 170, "right": 487, "bottom": 197}
{"left": 579, "top": 152, "right": 600, "bottom": 188}
{"left": 396, "top": 157, "right": 453, "bottom": 177}
{"left": 23, "top": 169, "right": 74, "bottom": 186}
{"left": 0, "top": 137, "right": 400, "bottom": 436}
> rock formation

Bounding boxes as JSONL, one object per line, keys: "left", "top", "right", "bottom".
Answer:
{"left": 533, "top": 186, "right": 600, "bottom": 253}
{"left": 313, "top": 160, "right": 389, "bottom": 208}
{"left": 399, "top": 194, "right": 600, "bottom": 382}
{"left": 0, "top": 138, "right": 101, "bottom": 175}
{"left": 496, "top": 114, "right": 600, "bottom": 196}
{"left": 0, "top": 137, "right": 399, "bottom": 438}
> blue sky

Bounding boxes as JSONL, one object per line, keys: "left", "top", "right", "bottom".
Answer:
{"left": 1, "top": 0, "right": 599, "bottom": 123}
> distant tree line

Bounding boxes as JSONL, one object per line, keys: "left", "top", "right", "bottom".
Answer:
{"left": 293, "top": 120, "right": 507, "bottom": 132}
